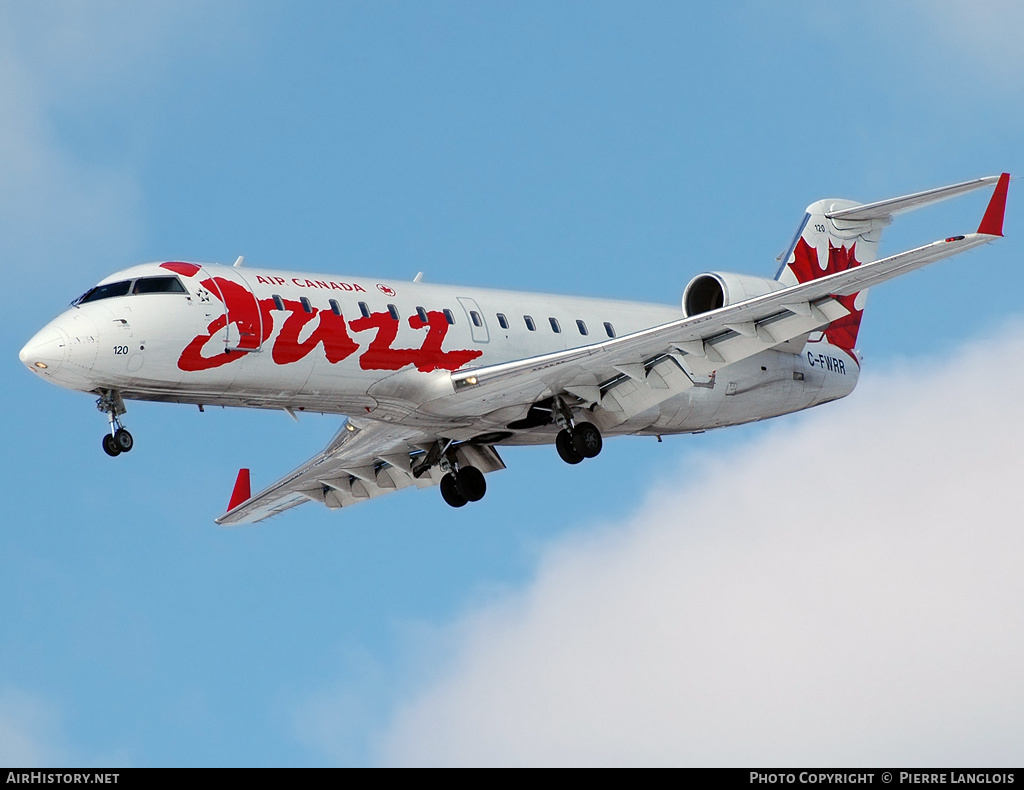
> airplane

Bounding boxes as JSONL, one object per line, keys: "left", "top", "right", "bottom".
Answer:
{"left": 19, "top": 173, "right": 1010, "bottom": 524}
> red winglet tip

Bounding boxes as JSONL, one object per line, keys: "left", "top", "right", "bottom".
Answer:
{"left": 228, "top": 468, "right": 251, "bottom": 511}
{"left": 977, "top": 172, "right": 1010, "bottom": 237}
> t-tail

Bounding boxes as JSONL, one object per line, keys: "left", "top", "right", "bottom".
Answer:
{"left": 775, "top": 174, "right": 1009, "bottom": 352}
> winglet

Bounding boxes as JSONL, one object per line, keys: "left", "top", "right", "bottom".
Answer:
{"left": 227, "top": 468, "right": 251, "bottom": 511}
{"left": 977, "top": 172, "right": 1010, "bottom": 236}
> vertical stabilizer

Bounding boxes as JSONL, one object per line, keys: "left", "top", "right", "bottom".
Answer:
{"left": 775, "top": 198, "right": 884, "bottom": 351}
{"left": 774, "top": 175, "right": 1008, "bottom": 352}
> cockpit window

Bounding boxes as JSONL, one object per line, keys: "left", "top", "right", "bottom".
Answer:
{"left": 75, "top": 280, "right": 131, "bottom": 304}
{"left": 74, "top": 276, "right": 189, "bottom": 305}
{"left": 132, "top": 276, "right": 187, "bottom": 295}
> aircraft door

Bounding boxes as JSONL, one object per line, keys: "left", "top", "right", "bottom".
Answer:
{"left": 201, "top": 268, "right": 266, "bottom": 352}
{"left": 457, "top": 296, "right": 489, "bottom": 343}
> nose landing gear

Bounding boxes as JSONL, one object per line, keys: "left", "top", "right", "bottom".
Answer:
{"left": 102, "top": 429, "right": 134, "bottom": 457}
{"left": 97, "top": 389, "right": 133, "bottom": 457}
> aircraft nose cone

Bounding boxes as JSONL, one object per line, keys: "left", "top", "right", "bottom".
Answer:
{"left": 20, "top": 326, "right": 68, "bottom": 375}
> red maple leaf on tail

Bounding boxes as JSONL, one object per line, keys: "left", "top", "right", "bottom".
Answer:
{"left": 788, "top": 238, "right": 864, "bottom": 352}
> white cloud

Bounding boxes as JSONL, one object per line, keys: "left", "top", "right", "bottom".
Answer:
{"left": 896, "top": 0, "right": 1024, "bottom": 94}
{"left": 0, "top": 688, "right": 131, "bottom": 768}
{"left": 0, "top": 1, "right": 237, "bottom": 269}
{"left": 0, "top": 5, "right": 145, "bottom": 266}
{"left": 365, "top": 324, "right": 1024, "bottom": 766}
{"left": 914, "top": 0, "right": 1024, "bottom": 79}
{"left": 0, "top": 689, "right": 62, "bottom": 767}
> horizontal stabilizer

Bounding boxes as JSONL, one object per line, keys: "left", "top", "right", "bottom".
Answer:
{"left": 827, "top": 175, "right": 1001, "bottom": 222}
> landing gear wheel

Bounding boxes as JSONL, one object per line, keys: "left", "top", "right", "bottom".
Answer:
{"left": 114, "top": 428, "right": 134, "bottom": 453}
{"left": 96, "top": 390, "right": 130, "bottom": 457}
{"left": 456, "top": 465, "right": 486, "bottom": 502}
{"left": 102, "top": 434, "right": 121, "bottom": 457}
{"left": 572, "top": 421, "right": 603, "bottom": 459}
{"left": 556, "top": 429, "right": 584, "bottom": 464}
{"left": 440, "top": 473, "right": 468, "bottom": 508}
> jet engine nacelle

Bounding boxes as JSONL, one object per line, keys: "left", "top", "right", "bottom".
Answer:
{"left": 682, "top": 272, "right": 786, "bottom": 317}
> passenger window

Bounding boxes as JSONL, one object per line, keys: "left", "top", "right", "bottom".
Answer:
{"left": 604, "top": 322, "right": 616, "bottom": 338}
{"left": 300, "top": 297, "right": 313, "bottom": 314}
{"left": 77, "top": 280, "right": 132, "bottom": 304}
{"left": 387, "top": 304, "right": 400, "bottom": 320}
{"left": 576, "top": 320, "right": 588, "bottom": 336}
{"left": 273, "top": 295, "right": 285, "bottom": 311}
{"left": 443, "top": 309, "right": 455, "bottom": 325}
{"left": 524, "top": 315, "right": 536, "bottom": 331}
{"left": 358, "top": 301, "right": 370, "bottom": 318}
{"left": 470, "top": 311, "right": 483, "bottom": 328}
{"left": 549, "top": 317, "right": 561, "bottom": 333}
{"left": 416, "top": 306, "right": 428, "bottom": 323}
{"left": 497, "top": 313, "right": 509, "bottom": 330}
{"left": 329, "top": 299, "right": 342, "bottom": 316}
{"left": 132, "top": 276, "right": 187, "bottom": 295}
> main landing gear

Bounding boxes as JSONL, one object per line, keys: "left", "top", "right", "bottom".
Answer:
{"left": 413, "top": 439, "right": 488, "bottom": 508}
{"left": 439, "top": 465, "right": 486, "bottom": 508}
{"left": 97, "top": 389, "right": 134, "bottom": 457}
{"left": 552, "top": 396, "right": 603, "bottom": 465}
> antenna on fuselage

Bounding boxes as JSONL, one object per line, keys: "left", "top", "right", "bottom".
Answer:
{"left": 233, "top": 256, "right": 245, "bottom": 267}
{"left": 413, "top": 272, "right": 424, "bottom": 282}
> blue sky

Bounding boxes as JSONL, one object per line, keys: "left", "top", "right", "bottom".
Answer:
{"left": 3, "top": 1, "right": 1023, "bottom": 766}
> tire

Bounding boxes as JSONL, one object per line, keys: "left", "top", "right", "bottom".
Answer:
{"left": 102, "top": 434, "right": 121, "bottom": 457}
{"left": 115, "top": 428, "right": 134, "bottom": 452}
{"left": 572, "top": 421, "right": 602, "bottom": 459}
{"left": 440, "top": 473, "right": 467, "bottom": 508}
{"left": 556, "top": 429, "right": 584, "bottom": 464}
{"left": 456, "top": 465, "right": 486, "bottom": 502}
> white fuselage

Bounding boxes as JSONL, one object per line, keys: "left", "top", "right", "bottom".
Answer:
{"left": 20, "top": 261, "right": 859, "bottom": 445}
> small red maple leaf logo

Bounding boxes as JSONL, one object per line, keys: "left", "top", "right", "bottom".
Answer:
{"left": 788, "top": 238, "right": 863, "bottom": 352}
{"left": 377, "top": 284, "right": 396, "bottom": 297}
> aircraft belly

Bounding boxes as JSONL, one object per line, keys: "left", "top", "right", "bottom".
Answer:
{"left": 647, "top": 351, "right": 802, "bottom": 432}
{"left": 642, "top": 346, "right": 858, "bottom": 432}
{"left": 799, "top": 341, "right": 858, "bottom": 406}
{"left": 654, "top": 394, "right": 697, "bottom": 430}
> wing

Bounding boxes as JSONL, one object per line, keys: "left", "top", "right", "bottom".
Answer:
{"left": 450, "top": 174, "right": 1009, "bottom": 417}
{"left": 216, "top": 419, "right": 505, "bottom": 525}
